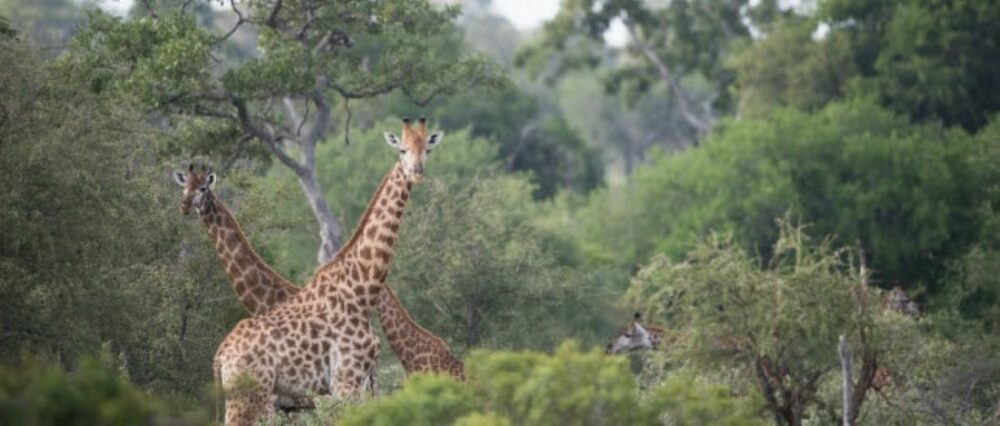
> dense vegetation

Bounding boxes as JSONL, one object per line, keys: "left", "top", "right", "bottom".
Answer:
{"left": 1, "top": 0, "right": 998, "bottom": 424}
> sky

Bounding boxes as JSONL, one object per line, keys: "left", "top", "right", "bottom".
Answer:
{"left": 490, "top": 0, "right": 561, "bottom": 30}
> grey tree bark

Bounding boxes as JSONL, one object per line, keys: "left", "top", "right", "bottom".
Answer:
{"left": 839, "top": 335, "right": 854, "bottom": 426}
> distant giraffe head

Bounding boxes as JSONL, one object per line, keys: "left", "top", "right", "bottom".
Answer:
{"left": 605, "top": 312, "right": 664, "bottom": 354}
{"left": 172, "top": 164, "right": 217, "bottom": 216}
{"left": 383, "top": 116, "right": 443, "bottom": 183}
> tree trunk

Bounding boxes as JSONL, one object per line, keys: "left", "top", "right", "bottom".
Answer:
{"left": 839, "top": 335, "right": 853, "bottom": 426}
{"left": 297, "top": 169, "right": 342, "bottom": 264}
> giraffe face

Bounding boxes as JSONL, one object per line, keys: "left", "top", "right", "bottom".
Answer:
{"left": 383, "top": 117, "right": 443, "bottom": 184}
{"left": 172, "top": 166, "right": 216, "bottom": 215}
{"left": 605, "top": 321, "right": 653, "bottom": 354}
{"left": 606, "top": 313, "right": 655, "bottom": 354}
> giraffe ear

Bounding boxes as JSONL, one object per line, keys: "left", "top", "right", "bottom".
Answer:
{"left": 426, "top": 131, "right": 444, "bottom": 148}
{"left": 206, "top": 172, "right": 217, "bottom": 187}
{"left": 172, "top": 171, "right": 186, "bottom": 186}
{"left": 384, "top": 132, "right": 401, "bottom": 148}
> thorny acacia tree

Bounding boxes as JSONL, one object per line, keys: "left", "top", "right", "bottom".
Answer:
{"left": 67, "top": 0, "right": 504, "bottom": 263}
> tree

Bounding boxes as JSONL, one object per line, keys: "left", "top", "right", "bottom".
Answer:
{"left": 0, "top": 37, "right": 256, "bottom": 395}
{"left": 517, "top": 0, "right": 784, "bottom": 143}
{"left": 576, "top": 100, "right": 986, "bottom": 291}
{"left": 338, "top": 342, "right": 764, "bottom": 426}
{"left": 817, "top": 0, "right": 1000, "bottom": 131}
{"left": 64, "top": 1, "right": 504, "bottom": 264}
{"left": 728, "top": 16, "right": 857, "bottom": 118}
{"left": 623, "top": 221, "right": 923, "bottom": 426}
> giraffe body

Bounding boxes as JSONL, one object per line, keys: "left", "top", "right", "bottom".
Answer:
{"left": 213, "top": 118, "right": 442, "bottom": 425}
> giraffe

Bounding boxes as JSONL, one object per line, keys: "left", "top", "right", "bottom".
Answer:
{"left": 605, "top": 312, "right": 667, "bottom": 354}
{"left": 172, "top": 165, "right": 299, "bottom": 317}
{"left": 376, "top": 284, "right": 465, "bottom": 380}
{"left": 213, "top": 117, "right": 443, "bottom": 425}
{"left": 174, "top": 164, "right": 459, "bottom": 401}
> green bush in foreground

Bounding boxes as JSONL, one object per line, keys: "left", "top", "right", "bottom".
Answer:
{"left": 0, "top": 356, "right": 158, "bottom": 425}
{"left": 339, "top": 341, "right": 762, "bottom": 426}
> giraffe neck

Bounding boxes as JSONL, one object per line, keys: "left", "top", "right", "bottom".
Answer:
{"left": 377, "top": 285, "right": 451, "bottom": 368}
{"left": 314, "top": 162, "right": 411, "bottom": 300}
{"left": 200, "top": 196, "right": 299, "bottom": 316}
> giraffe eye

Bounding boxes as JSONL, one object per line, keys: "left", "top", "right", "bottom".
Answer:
{"left": 199, "top": 187, "right": 208, "bottom": 193}
{"left": 399, "top": 149, "right": 407, "bottom": 154}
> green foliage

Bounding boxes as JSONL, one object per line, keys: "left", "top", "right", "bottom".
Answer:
{"left": 340, "top": 374, "right": 477, "bottom": 426}
{"left": 729, "top": 17, "right": 857, "bottom": 117}
{"left": 818, "top": 0, "right": 1000, "bottom": 131}
{"left": 0, "top": 356, "right": 158, "bottom": 425}
{"left": 337, "top": 342, "right": 762, "bottom": 426}
{"left": 0, "top": 38, "right": 253, "bottom": 397}
{"left": 385, "top": 84, "right": 604, "bottom": 199}
{"left": 623, "top": 221, "right": 928, "bottom": 425}
{"left": 578, "top": 100, "right": 988, "bottom": 290}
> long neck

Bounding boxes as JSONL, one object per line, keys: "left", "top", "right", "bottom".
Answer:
{"left": 378, "top": 285, "right": 443, "bottom": 361}
{"left": 377, "top": 285, "right": 463, "bottom": 377}
{"left": 317, "top": 162, "right": 412, "bottom": 286}
{"left": 201, "top": 197, "right": 300, "bottom": 316}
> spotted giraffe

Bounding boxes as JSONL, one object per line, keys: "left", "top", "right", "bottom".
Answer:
{"left": 172, "top": 165, "right": 299, "bottom": 317}
{"left": 213, "top": 117, "right": 443, "bottom": 425}
{"left": 376, "top": 284, "right": 464, "bottom": 380}
{"left": 605, "top": 312, "right": 667, "bottom": 354}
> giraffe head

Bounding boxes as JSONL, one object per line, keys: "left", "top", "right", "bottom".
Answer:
{"left": 383, "top": 116, "right": 443, "bottom": 183}
{"left": 172, "top": 164, "right": 217, "bottom": 216}
{"left": 605, "top": 312, "right": 656, "bottom": 354}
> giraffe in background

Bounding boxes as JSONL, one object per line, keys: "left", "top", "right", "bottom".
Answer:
{"left": 173, "top": 165, "right": 299, "bottom": 316}
{"left": 605, "top": 312, "right": 667, "bottom": 354}
{"left": 376, "top": 284, "right": 464, "bottom": 380}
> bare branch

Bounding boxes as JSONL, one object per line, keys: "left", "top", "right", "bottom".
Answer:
{"left": 218, "top": 0, "right": 247, "bottom": 42}
{"left": 266, "top": 0, "right": 284, "bottom": 30}
{"left": 342, "top": 98, "right": 352, "bottom": 145}
{"left": 839, "top": 336, "right": 854, "bottom": 426}
{"left": 622, "top": 16, "right": 714, "bottom": 135}
{"left": 327, "top": 80, "right": 396, "bottom": 100}
{"left": 231, "top": 97, "right": 306, "bottom": 176}
{"left": 180, "top": 0, "right": 196, "bottom": 15}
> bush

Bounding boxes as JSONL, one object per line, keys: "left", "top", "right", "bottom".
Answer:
{"left": 0, "top": 356, "right": 158, "bottom": 425}
{"left": 578, "top": 100, "right": 987, "bottom": 293}
{"left": 337, "top": 341, "right": 762, "bottom": 426}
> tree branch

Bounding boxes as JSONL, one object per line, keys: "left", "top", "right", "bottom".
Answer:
{"left": 218, "top": 0, "right": 247, "bottom": 43}
{"left": 622, "top": 17, "right": 714, "bottom": 135}
{"left": 839, "top": 335, "right": 854, "bottom": 426}
{"left": 231, "top": 97, "right": 305, "bottom": 176}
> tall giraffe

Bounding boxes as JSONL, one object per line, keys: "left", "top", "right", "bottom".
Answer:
{"left": 605, "top": 312, "right": 667, "bottom": 354}
{"left": 213, "top": 117, "right": 443, "bottom": 425}
{"left": 174, "top": 164, "right": 461, "bottom": 395}
{"left": 377, "top": 284, "right": 464, "bottom": 380}
{"left": 172, "top": 165, "right": 299, "bottom": 316}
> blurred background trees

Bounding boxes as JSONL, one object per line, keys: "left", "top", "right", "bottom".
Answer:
{"left": 2, "top": 0, "right": 999, "bottom": 423}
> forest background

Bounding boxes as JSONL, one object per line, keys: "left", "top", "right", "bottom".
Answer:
{"left": 1, "top": 0, "right": 999, "bottom": 424}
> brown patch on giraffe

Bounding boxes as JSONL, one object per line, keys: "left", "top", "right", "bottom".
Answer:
{"left": 375, "top": 248, "right": 391, "bottom": 263}
{"left": 380, "top": 234, "right": 396, "bottom": 247}
{"left": 225, "top": 231, "right": 241, "bottom": 251}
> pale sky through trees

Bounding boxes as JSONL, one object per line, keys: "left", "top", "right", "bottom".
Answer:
{"left": 97, "top": 0, "right": 563, "bottom": 29}
{"left": 95, "top": 0, "right": 631, "bottom": 45}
